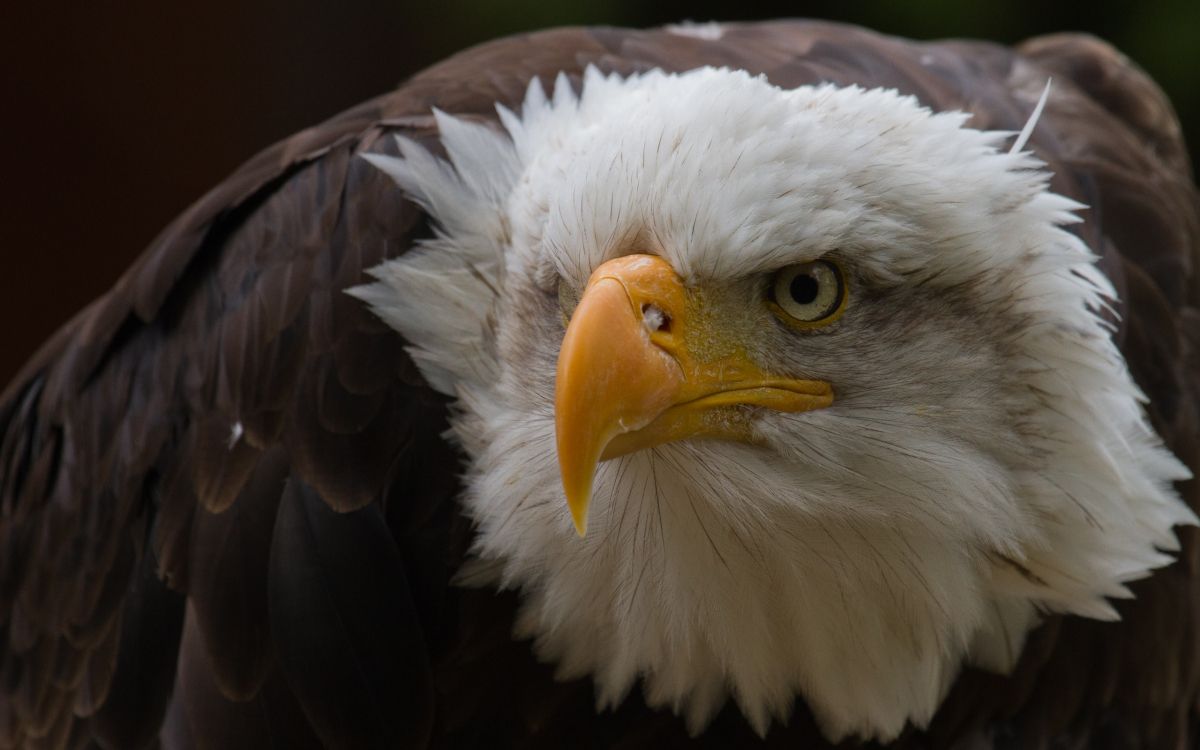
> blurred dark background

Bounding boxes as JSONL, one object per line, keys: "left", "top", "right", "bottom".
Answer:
{"left": 1, "top": 1, "right": 1196, "bottom": 385}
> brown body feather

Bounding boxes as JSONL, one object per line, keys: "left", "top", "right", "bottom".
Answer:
{"left": 0, "top": 21, "right": 1197, "bottom": 749}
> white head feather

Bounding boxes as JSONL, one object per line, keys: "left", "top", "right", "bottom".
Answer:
{"left": 351, "top": 67, "right": 1195, "bottom": 741}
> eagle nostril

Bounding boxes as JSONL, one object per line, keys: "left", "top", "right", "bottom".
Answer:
{"left": 642, "top": 303, "right": 672, "bottom": 333}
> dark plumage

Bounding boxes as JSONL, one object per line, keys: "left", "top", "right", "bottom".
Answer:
{"left": 1, "top": 21, "right": 1197, "bottom": 749}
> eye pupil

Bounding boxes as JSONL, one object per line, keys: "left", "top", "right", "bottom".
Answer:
{"left": 789, "top": 274, "right": 819, "bottom": 305}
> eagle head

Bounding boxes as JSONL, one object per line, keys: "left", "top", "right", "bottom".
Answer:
{"left": 352, "top": 67, "right": 1193, "bottom": 741}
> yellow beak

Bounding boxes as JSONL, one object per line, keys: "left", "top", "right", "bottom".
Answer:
{"left": 554, "top": 254, "right": 833, "bottom": 536}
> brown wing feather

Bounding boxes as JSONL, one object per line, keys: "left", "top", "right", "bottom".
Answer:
{"left": 0, "top": 21, "right": 1195, "bottom": 750}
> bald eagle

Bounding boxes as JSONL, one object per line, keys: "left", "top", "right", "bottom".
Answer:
{"left": 1, "top": 20, "right": 1197, "bottom": 750}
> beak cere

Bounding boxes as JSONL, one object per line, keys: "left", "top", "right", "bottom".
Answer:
{"left": 554, "top": 254, "right": 834, "bottom": 536}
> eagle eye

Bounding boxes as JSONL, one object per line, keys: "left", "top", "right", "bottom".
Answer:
{"left": 769, "top": 260, "right": 847, "bottom": 328}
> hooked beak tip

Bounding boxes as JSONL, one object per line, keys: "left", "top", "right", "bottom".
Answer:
{"left": 571, "top": 509, "right": 589, "bottom": 538}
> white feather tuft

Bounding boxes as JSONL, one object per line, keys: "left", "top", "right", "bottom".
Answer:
{"left": 1010, "top": 78, "right": 1052, "bottom": 155}
{"left": 666, "top": 21, "right": 726, "bottom": 40}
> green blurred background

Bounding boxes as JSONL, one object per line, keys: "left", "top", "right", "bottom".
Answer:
{"left": 0, "top": 1, "right": 1196, "bottom": 384}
